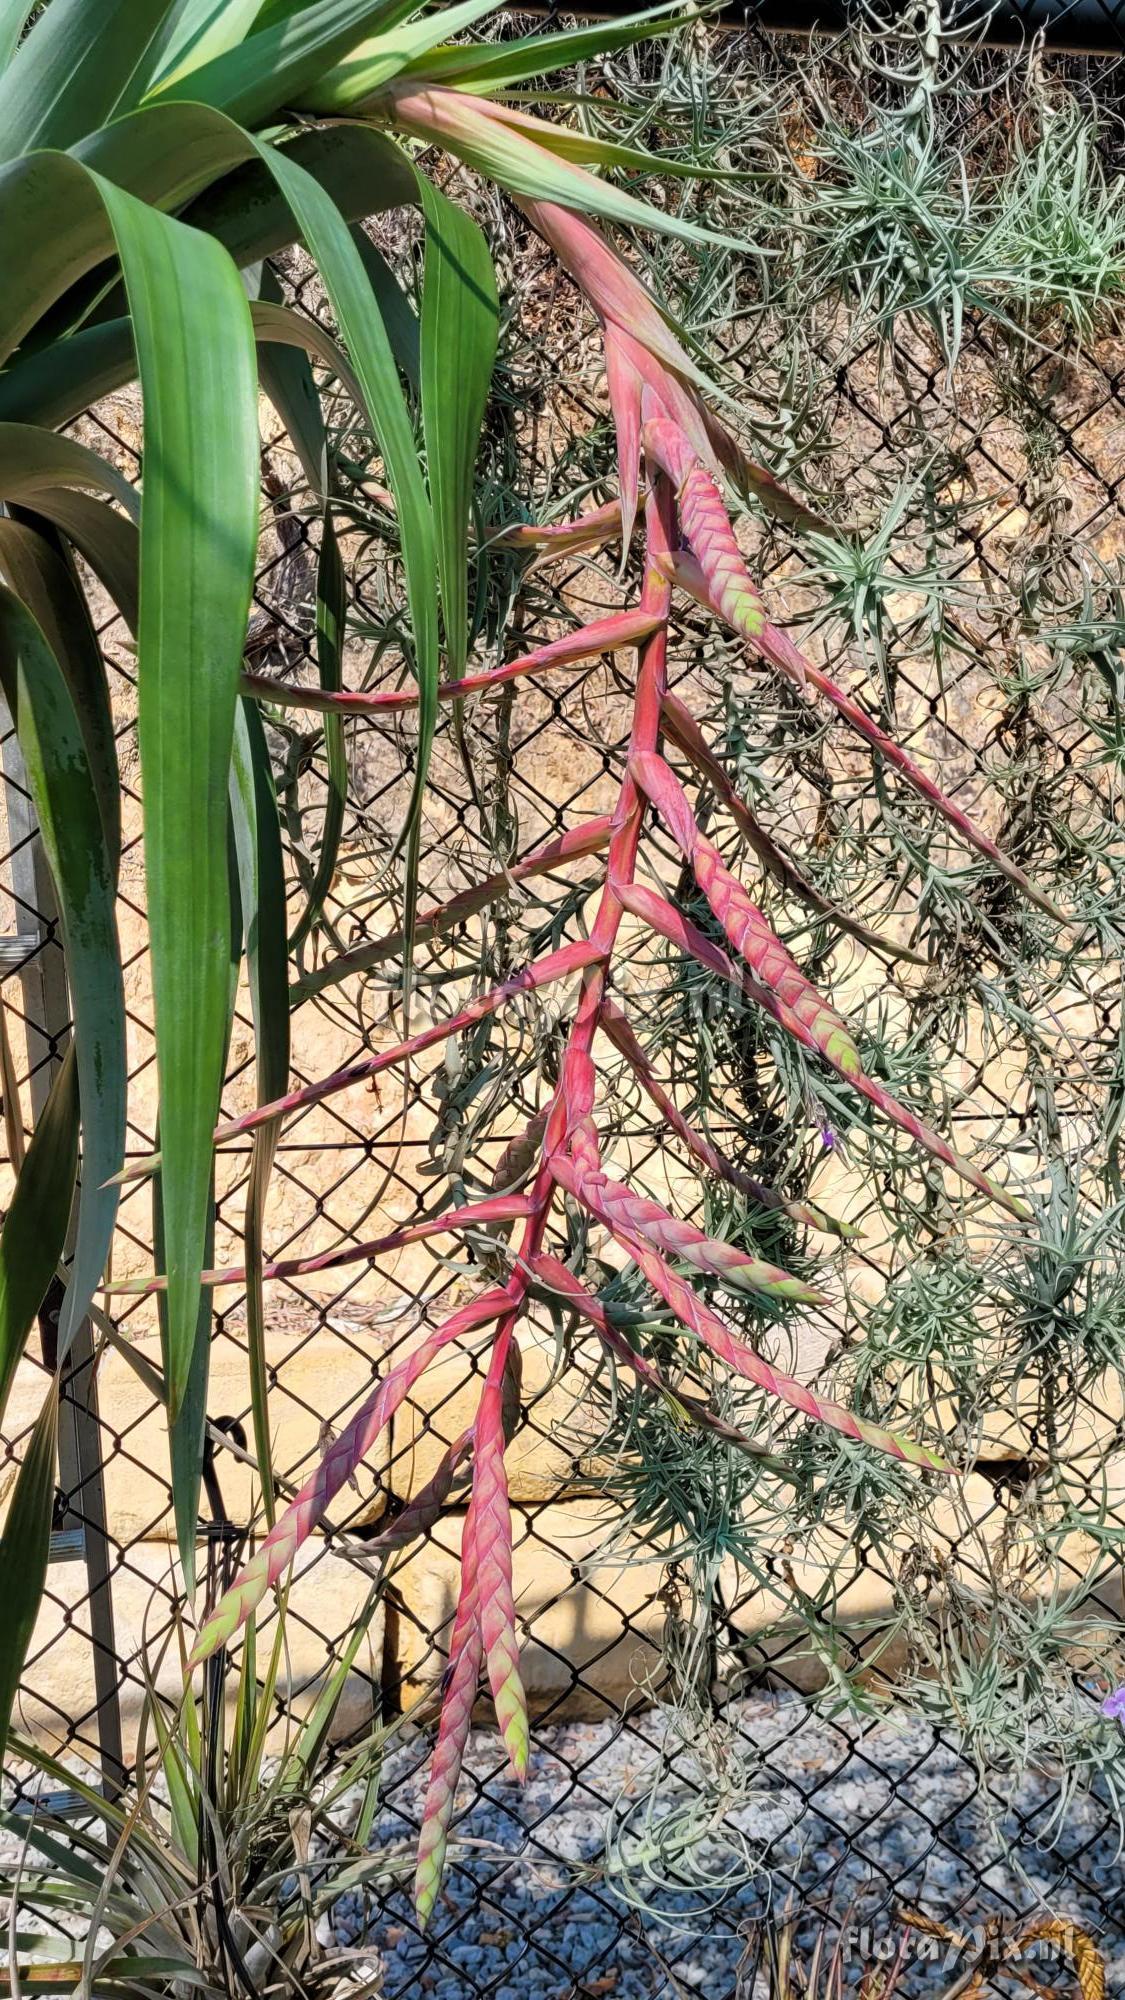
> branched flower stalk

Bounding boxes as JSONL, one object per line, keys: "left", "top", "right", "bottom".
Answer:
{"left": 178, "top": 197, "right": 1066, "bottom": 1920}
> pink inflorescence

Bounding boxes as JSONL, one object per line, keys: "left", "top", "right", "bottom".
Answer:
{"left": 185, "top": 199, "right": 1062, "bottom": 1922}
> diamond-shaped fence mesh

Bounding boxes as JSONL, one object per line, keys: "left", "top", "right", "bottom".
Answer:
{"left": 2, "top": 13, "right": 1125, "bottom": 1997}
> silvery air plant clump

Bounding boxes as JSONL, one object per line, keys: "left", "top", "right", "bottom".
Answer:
{"left": 183, "top": 202, "right": 1062, "bottom": 1923}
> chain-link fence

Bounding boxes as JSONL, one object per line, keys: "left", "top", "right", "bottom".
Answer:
{"left": 3, "top": 13, "right": 1125, "bottom": 1996}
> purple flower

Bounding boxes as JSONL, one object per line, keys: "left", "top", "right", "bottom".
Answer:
{"left": 821, "top": 1126, "right": 837, "bottom": 1152}
{"left": 1103, "top": 1685, "right": 1125, "bottom": 1721}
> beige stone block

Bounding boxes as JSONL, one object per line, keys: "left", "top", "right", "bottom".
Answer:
{"left": 390, "top": 1471, "right": 1123, "bottom": 1721}
{"left": 0, "top": 1322, "right": 394, "bottom": 1545}
{"left": 12, "top": 1539, "right": 383, "bottom": 1760}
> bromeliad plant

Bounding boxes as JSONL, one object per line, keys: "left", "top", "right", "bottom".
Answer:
{"left": 0, "top": 0, "right": 1064, "bottom": 1934}
{"left": 177, "top": 201, "right": 1063, "bottom": 1918}
{"left": 0, "top": 0, "right": 743, "bottom": 1759}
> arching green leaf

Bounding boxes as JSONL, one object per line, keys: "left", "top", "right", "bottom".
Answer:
{"left": 0, "top": 1050, "right": 77, "bottom": 1430}
{"left": 0, "top": 514, "right": 121, "bottom": 873}
{"left": 0, "top": 0, "right": 179, "bottom": 162}
{"left": 0, "top": 1379, "right": 59, "bottom": 1766}
{"left": 417, "top": 171, "right": 497, "bottom": 680}
{"left": 92, "top": 176, "right": 260, "bottom": 1420}
{"left": 150, "top": 0, "right": 419, "bottom": 123}
{"left": 288, "top": 510, "right": 346, "bottom": 951}
{"left": 229, "top": 697, "right": 289, "bottom": 1526}
{"left": 0, "top": 587, "right": 125, "bottom": 1353}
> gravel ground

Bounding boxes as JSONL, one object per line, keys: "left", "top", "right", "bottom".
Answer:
{"left": 334, "top": 1694, "right": 1125, "bottom": 1999}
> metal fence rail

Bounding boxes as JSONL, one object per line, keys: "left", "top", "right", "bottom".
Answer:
{"left": 2, "top": 12, "right": 1125, "bottom": 1997}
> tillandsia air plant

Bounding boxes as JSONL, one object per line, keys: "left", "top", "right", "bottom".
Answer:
{"left": 0, "top": 0, "right": 1086, "bottom": 1939}
{"left": 0, "top": 1585, "right": 412, "bottom": 1999}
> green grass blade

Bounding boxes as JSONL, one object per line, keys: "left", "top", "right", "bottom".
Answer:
{"left": 0, "top": 1378, "right": 59, "bottom": 1764}
{"left": 288, "top": 511, "right": 347, "bottom": 952}
{"left": 230, "top": 696, "right": 290, "bottom": 1527}
{"left": 0, "top": 0, "right": 179, "bottom": 161}
{"left": 417, "top": 170, "right": 498, "bottom": 681}
{"left": 92, "top": 178, "right": 259, "bottom": 1420}
{"left": 0, "top": 1049, "right": 77, "bottom": 1429}
{"left": 0, "top": 586, "right": 125, "bottom": 1351}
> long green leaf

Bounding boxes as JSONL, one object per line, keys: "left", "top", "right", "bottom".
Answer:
{"left": 0, "top": 514, "right": 121, "bottom": 872}
{"left": 0, "top": 296, "right": 355, "bottom": 436}
{"left": 150, "top": 0, "right": 419, "bottom": 123}
{"left": 417, "top": 170, "right": 497, "bottom": 680}
{"left": 16, "top": 491, "right": 140, "bottom": 632}
{"left": 143, "top": 0, "right": 266, "bottom": 93}
{"left": 0, "top": 108, "right": 253, "bottom": 363}
{"left": 351, "top": 227, "right": 420, "bottom": 390}
{"left": 166, "top": 828, "right": 243, "bottom": 1591}
{"left": 251, "top": 263, "right": 328, "bottom": 495}
{"left": 0, "top": 1050, "right": 77, "bottom": 1429}
{"left": 301, "top": 0, "right": 499, "bottom": 111}
{"left": 398, "top": 3, "right": 692, "bottom": 92}
{"left": 0, "top": 0, "right": 37, "bottom": 71}
{"left": 92, "top": 177, "right": 259, "bottom": 1420}
{"left": 260, "top": 140, "right": 438, "bottom": 887}
{"left": 229, "top": 697, "right": 290, "bottom": 1526}
{"left": 0, "top": 1378, "right": 59, "bottom": 1765}
{"left": 177, "top": 120, "right": 416, "bottom": 268}
{"left": 0, "top": 587, "right": 125, "bottom": 1352}
{"left": 288, "top": 512, "right": 347, "bottom": 954}
{"left": 166, "top": 1176, "right": 215, "bottom": 1593}
{"left": 0, "top": 421, "right": 139, "bottom": 517}
{"left": 0, "top": 0, "right": 179, "bottom": 162}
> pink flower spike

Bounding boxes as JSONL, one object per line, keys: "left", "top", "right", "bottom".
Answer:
{"left": 490, "top": 500, "right": 624, "bottom": 554}
{"left": 529, "top": 1250, "right": 782, "bottom": 1455}
{"left": 296, "top": 818, "right": 615, "bottom": 1001}
{"left": 550, "top": 1150, "right": 828, "bottom": 1305}
{"left": 597, "top": 995, "right": 855, "bottom": 1239}
{"left": 472, "top": 1365, "right": 529, "bottom": 1780}
{"left": 616, "top": 878, "right": 1030, "bottom": 1221}
{"left": 244, "top": 610, "right": 661, "bottom": 716}
{"left": 105, "top": 1194, "right": 536, "bottom": 1296}
{"left": 187, "top": 1288, "right": 512, "bottom": 1667}
{"left": 585, "top": 1217, "right": 953, "bottom": 1471}
{"left": 661, "top": 692, "right": 927, "bottom": 967}
{"left": 520, "top": 202, "right": 832, "bottom": 537}
{"left": 631, "top": 747, "right": 863, "bottom": 1078}
{"left": 119, "top": 939, "right": 601, "bottom": 1184}
{"left": 367, "top": 1430, "right": 472, "bottom": 1556}
{"left": 415, "top": 1517, "right": 483, "bottom": 1928}
{"left": 645, "top": 427, "right": 1065, "bottom": 923}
